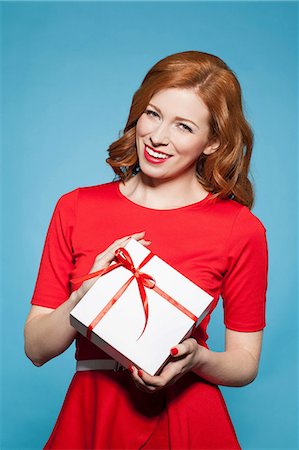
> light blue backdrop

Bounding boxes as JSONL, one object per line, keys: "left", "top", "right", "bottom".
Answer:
{"left": 1, "top": 1, "right": 298, "bottom": 449}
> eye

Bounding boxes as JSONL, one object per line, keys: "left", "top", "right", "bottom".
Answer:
{"left": 144, "top": 109, "right": 159, "bottom": 118}
{"left": 178, "top": 123, "right": 193, "bottom": 133}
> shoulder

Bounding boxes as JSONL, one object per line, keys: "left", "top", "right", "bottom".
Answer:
{"left": 208, "top": 196, "right": 266, "bottom": 237}
{"left": 220, "top": 201, "right": 267, "bottom": 251}
{"left": 211, "top": 196, "right": 266, "bottom": 230}
{"left": 231, "top": 204, "right": 267, "bottom": 239}
{"left": 56, "top": 181, "right": 118, "bottom": 210}
{"left": 207, "top": 197, "right": 267, "bottom": 255}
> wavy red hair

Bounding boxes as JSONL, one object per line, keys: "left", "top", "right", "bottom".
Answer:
{"left": 106, "top": 51, "right": 254, "bottom": 209}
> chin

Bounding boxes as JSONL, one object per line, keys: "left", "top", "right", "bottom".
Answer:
{"left": 138, "top": 162, "right": 167, "bottom": 179}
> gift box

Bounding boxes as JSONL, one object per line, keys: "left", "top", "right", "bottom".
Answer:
{"left": 70, "top": 238, "right": 213, "bottom": 376}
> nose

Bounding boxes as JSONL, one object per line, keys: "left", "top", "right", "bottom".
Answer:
{"left": 150, "top": 122, "right": 169, "bottom": 147}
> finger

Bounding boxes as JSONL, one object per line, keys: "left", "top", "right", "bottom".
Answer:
{"left": 136, "top": 369, "right": 169, "bottom": 389}
{"left": 130, "top": 363, "right": 185, "bottom": 392}
{"left": 130, "top": 365, "right": 147, "bottom": 384}
{"left": 113, "top": 232, "right": 143, "bottom": 243}
{"left": 152, "top": 359, "right": 187, "bottom": 386}
{"left": 134, "top": 381, "right": 157, "bottom": 394}
{"left": 99, "top": 234, "right": 151, "bottom": 265}
{"left": 130, "top": 231, "right": 146, "bottom": 239}
{"left": 107, "top": 235, "right": 133, "bottom": 251}
{"left": 170, "top": 344, "right": 187, "bottom": 358}
{"left": 138, "top": 239, "right": 152, "bottom": 246}
{"left": 170, "top": 338, "right": 197, "bottom": 358}
{"left": 97, "top": 236, "right": 132, "bottom": 262}
{"left": 112, "top": 232, "right": 145, "bottom": 244}
{"left": 129, "top": 366, "right": 158, "bottom": 392}
{"left": 101, "top": 232, "right": 147, "bottom": 257}
{"left": 121, "top": 233, "right": 151, "bottom": 245}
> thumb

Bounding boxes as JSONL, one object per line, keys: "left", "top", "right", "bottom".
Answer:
{"left": 170, "top": 346, "right": 180, "bottom": 357}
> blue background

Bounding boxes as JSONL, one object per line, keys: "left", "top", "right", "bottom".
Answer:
{"left": 1, "top": 1, "right": 298, "bottom": 449}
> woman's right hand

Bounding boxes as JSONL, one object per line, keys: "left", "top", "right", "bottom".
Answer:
{"left": 75, "top": 231, "right": 151, "bottom": 302}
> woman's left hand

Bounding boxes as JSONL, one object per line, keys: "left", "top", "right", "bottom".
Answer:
{"left": 128, "top": 338, "right": 204, "bottom": 393}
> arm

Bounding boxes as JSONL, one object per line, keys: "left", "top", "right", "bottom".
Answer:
{"left": 129, "top": 329, "right": 263, "bottom": 392}
{"left": 191, "top": 328, "right": 263, "bottom": 386}
{"left": 24, "top": 296, "right": 80, "bottom": 367}
{"left": 24, "top": 232, "right": 151, "bottom": 367}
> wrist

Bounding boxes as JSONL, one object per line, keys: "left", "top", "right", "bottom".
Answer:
{"left": 193, "top": 344, "right": 209, "bottom": 373}
{"left": 69, "top": 290, "right": 81, "bottom": 306}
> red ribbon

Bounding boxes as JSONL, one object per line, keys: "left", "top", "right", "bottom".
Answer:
{"left": 71, "top": 247, "right": 198, "bottom": 341}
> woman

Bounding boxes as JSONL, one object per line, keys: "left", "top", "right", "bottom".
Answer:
{"left": 24, "top": 50, "right": 268, "bottom": 449}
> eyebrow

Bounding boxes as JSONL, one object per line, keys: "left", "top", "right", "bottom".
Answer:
{"left": 148, "top": 103, "right": 200, "bottom": 129}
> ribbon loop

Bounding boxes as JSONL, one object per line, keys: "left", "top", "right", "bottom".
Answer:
{"left": 114, "top": 247, "right": 154, "bottom": 337}
{"left": 71, "top": 245, "right": 198, "bottom": 342}
{"left": 141, "top": 273, "right": 156, "bottom": 289}
{"left": 115, "top": 247, "right": 134, "bottom": 271}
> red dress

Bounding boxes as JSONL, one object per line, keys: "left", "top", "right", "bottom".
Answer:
{"left": 30, "top": 181, "right": 268, "bottom": 449}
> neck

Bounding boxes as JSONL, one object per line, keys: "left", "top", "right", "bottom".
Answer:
{"left": 121, "top": 172, "right": 209, "bottom": 209}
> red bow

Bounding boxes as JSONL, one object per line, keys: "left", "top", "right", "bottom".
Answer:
{"left": 71, "top": 247, "right": 198, "bottom": 341}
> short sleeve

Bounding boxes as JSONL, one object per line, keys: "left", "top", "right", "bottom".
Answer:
{"left": 30, "top": 188, "right": 79, "bottom": 309}
{"left": 221, "top": 206, "right": 268, "bottom": 332}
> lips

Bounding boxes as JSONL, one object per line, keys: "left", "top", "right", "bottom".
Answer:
{"left": 145, "top": 144, "right": 172, "bottom": 158}
{"left": 143, "top": 145, "right": 173, "bottom": 164}
{"left": 144, "top": 144, "right": 173, "bottom": 160}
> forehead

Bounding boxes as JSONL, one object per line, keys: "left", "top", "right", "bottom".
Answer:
{"left": 149, "top": 87, "right": 210, "bottom": 121}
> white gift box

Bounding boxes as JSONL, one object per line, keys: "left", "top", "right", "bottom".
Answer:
{"left": 70, "top": 238, "right": 213, "bottom": 376}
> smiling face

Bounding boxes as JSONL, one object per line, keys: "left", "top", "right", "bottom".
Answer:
{"left": 135, "top": 87, "right": 219, "bottom": 183}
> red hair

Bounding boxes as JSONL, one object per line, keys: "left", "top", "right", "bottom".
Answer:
{"left": 106, "top": 50, "right": 254, "bottom": 209}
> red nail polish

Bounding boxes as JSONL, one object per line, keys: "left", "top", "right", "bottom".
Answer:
{"left": 171, "top": 347, "right": 178, "bottom": 356}
{"left": 138, "top": 370, "right": 143, "bottom": 377}
{"left": 128, "top": 365, "right": 134, "bottom": 373}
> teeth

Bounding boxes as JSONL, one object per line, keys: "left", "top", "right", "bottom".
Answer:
{"left": 146, "top": 146, "right": 170, "bottom": 159}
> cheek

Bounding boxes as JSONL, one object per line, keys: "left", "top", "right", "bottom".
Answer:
{"left": 136, "top": 116, "right": 155, "bottom": 136}
{"left": 174, "top": 138, "right": 205, "bottom": 157}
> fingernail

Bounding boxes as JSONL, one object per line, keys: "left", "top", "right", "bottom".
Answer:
{"left": 170, "top": 347, "right": 178, "bottom": 356}
{"left": 128, "top": 365, "right": 134, "bottom": 373}
{"left": 138, "top": 370, "right": 143, "bottom": 377}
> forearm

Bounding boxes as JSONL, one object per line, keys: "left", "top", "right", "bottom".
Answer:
{"left": 24, "top": 291, "right": 80, "bottom": 366}
{"left": 192, "top": 346, "right": 259, "bottom": 387}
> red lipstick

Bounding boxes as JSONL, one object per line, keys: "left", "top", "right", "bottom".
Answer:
{"left": 143, "top": 145, "right": 172, "bottom": 164}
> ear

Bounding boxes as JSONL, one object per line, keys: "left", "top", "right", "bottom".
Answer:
{"left": 203, "top": 138, "right": 220, "bottom": 155}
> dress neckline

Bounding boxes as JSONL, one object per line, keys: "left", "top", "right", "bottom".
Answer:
{"left": 115, "top": 180, "right": 214, "bottom": 212}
